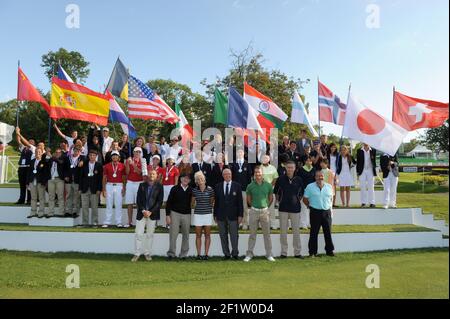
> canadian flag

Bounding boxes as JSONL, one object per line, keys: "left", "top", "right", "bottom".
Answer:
{"left": 393, "top": 91, "right": 449, "bottom": 131}
{"left": 342, "top": 93, "right": 408, "bottom": 156}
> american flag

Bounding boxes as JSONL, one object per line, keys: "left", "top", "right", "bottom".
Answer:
{"left": 318, "top": 80, "right": 347, "bottom": 126}
{"left": 128, "top": 75, "right": 179, "bottom": 123}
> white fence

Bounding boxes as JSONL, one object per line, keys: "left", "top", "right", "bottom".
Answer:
{"left": 0, "top": 155, "right": 19, "bottom": 184}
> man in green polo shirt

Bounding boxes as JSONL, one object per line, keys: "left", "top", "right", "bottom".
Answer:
{"left": 260, "top": 154, "right": 279, "bottom": 230}
{"left": 244, "top": 166, "right": 275, "bottom": 262}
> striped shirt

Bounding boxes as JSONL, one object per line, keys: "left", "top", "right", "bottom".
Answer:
{"left": 192, "top": 186, "right": 214, "bottom": 215}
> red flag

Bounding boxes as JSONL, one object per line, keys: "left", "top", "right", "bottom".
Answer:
{"left": 17, "top": 67, "right": 50, "bottom": 114}
{"left": 393, "top": 91, "right": 448, "bottom": 131}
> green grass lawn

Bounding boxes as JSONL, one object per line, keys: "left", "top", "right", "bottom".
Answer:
{"left": 0, "top": 223, "right": 436, "bottom": 234}
{"left": 0, "top": 248, "right": 447, "bottom": 298}
{"left": 397, "top": 193, "right": 449, "bottom": 223}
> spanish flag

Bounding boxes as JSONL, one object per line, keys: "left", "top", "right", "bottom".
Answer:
{"left": 50, "top": 77, "right": 110, "bottom": 126}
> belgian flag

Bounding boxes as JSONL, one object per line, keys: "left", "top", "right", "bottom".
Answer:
{"left": 106, "top": 57, "right": 128, "bottom": 100}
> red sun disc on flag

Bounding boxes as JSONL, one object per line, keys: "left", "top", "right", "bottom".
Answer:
{"left": 357, "top": 109, "right": 386, "bottom": 135}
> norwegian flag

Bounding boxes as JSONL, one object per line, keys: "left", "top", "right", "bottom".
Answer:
{"left": 318, "top": 80, "right": 347, "bottom": 125}
{"left": 127, "top": 75, "right": 179, "bottom": 124}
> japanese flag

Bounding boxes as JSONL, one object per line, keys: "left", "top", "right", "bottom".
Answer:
{"left": 342, "top": 93, "right": 408, "bottom": 156}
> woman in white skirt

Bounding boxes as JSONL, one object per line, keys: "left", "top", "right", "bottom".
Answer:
{"left": 336, "top": 145, "right": 356, "bottom": 207}
{"left": 192, "top": 171, "right": 215, "bottom": 260}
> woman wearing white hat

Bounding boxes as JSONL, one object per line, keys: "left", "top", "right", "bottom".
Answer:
{"left": 160, "top": 156, "right": 180, "bottom": 226}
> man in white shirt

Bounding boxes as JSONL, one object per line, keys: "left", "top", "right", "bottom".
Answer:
{"left": 168, "top": 137, "right": 182, "bottom": 165}
{"left": 102, "top": 127, "right": 114, "bottom": 159}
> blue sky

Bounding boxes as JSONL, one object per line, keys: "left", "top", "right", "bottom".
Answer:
{"left": 0, "top": 0, "right": 448, "bottom": 141}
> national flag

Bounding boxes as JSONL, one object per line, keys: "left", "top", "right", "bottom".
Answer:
{"left": 17, "top": 67, "right": 50, "bottom": 114}
{"left": 342, "top": 92, "right": 407, "bottom": 156}
{"left": 0, "top": 121, "right": 15, "bottom": 144}
{"left": 318, "top": 81, "right": 346, "bottom": 125}
{"left": 243, "top": 82, "right": 288, "bottom": 129}
{"left": 214, "top": 88, "right": 228, "bottom": 124}
{"left": 127, "top": 75, "right": 179, "bottom": 124}
{"left": 291, "top": 91, "right": 318, "bottom": 137}
{"left": 175, "top": 98, "right": 193, "bottom": 138}
{"left": 227, "top": 86, "right": 266, "bottom": 140}
{"left": 106, "top": 58, "right": 129, "bottom": 100}
{"left": 107, "top": 91, "right": 137, "bottom": 139}
{"left": 50, "top": 77, "right": 110, "bottom": 126}
{"left": 57, "top": 65, "right": 74, "bottom": 83}
{"left": 393, "top": 90, "right": 449, "bottom": 131}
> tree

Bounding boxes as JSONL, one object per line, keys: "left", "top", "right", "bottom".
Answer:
{"left": 201, "top": 43, "right": 311, "bottom": 142}
{"left": 420, "top": 119, "right": 449, "bottom": 153}
{"left": 41, "top": 48, "right": 90, "bottom": 83}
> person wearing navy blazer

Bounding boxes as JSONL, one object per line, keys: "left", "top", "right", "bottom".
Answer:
{"left": 214, "top": 168, "right": 243, "bottom": 259}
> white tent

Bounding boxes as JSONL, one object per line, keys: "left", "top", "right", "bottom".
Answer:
{"left": 406, "top": 145, "right": 433, "bottom": 158}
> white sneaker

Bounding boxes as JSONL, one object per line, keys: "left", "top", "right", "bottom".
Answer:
{"left": 117, "top": 224, "right": 123, "bottom": 228}
{"left": 144, "top": 254, "right": 152, "bottom": 261}
{"left": 389, "top": 205, "right": 397, "bottom": 209}
{"left": 131, "top": 255, "right": 139, "bottom": 262}
{"left": 123, "top": 224, "right": 130, "bottom": 228}
{"left": 267, "top": 256, "right": 276, "bottom": 262}
{"left": 101, "top": 224, "right": 109, "bottom": 228}
{"left": 243, "top": 256, "right": 252, "bottom": 262}
{"left": 241, "top": 225, "right": 248, "bottom": 230}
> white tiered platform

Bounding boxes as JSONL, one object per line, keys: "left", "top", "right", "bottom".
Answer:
{"left": 0, "top": 187, "right": 448, "bottom": 256}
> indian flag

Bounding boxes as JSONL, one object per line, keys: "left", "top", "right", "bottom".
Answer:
{"left": 243, "top": 82, "right": 288, "bottom": 129}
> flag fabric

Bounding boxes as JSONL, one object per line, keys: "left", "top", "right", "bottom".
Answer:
{"left": 175, "top": 99, "right": 193, "bottom": 138}
{"left": 393, "top": 90, "right": 449, "bottom": 131}
{"left": 342, "top": 92, "right": 407, "bottom": 156}
{"left": 57, "top": 65, "right": 74, "bottom": 83}
{"left": 50, "top": 77, "right": 110, "bottom": 126}
{"left": 227, "top": 86, "right": 266, "bottom": 140}
{"left": 291, "top": 91, "right": 318, "bottom": 137}
{"left": 107, "top": 91, "right": 137, "bottom": 139}
{"left": 0, "top": 122, "right": 15, "bottom": 144}
{"left": 243, "top": 82, "right": 288, "bottom": 129}
{"left": 127, "top": 75, "right": 179, "bottom": 124}
{"left": 318, "top": 81, "right": 346, "bottom": 125}
{"left": 214, "top": 88, "right": 228, "bottom": 124}
{"left": 17, "top": 67, "right": 50, "bottom": 114}
{"left": 106, "top": 58, "right": 129, "bottom": 100}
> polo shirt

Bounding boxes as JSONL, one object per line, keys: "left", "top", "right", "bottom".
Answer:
{"left": 160, "top": 165, "right": 180, "bottom": 186}
{"left": 127, "top": 159, "right": 144, "bottom": 182}
{"left": 273, "top": 175, "right": 304, "bottom": 213}
{"left": 261, "top": 164, "right": 279, "bottom": 184}
{"left": 246, "top": 180, "right": 273, "bottom": 209}
{"left": 103, "top": 162, "right": 125, "bottom": 183}
{"left": 192, "top": 186, "right": 214, "bottom": 215}
{"left": 303, "top": 182, "right": 333, "bottom": 211}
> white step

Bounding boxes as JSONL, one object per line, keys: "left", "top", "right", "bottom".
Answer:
{"left": 28, "top": 217, "right": 77, "bottom": 227}
{"left": 0, "top": 230, "right": 444, "bottom": 256}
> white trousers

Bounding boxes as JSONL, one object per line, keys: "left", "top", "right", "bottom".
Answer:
{"left": 105, "top": 183, "right": 123, "bottom": 225}
{"left": 383, "top": 172, "right": 399, "bottom": 207}
{"left": 134, "top": 217, "right": 156, "bottom": 256}
{"left": 359, "top": 169, "right": 375, "bottom": 205}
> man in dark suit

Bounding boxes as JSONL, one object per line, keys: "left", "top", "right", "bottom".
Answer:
{"left": 191, "top": 150, "right": 212, "bottom": 187}
{"left": 356, "top": 143, "right": 377, "bottom": 208}
{"left": 132, "top": 169, "right": 164, "bottom": 262}
{"left": 79, "top": 149, "right": 103, "bottom": 226}
{"left": 380, "top": 152, "right": 399, "bottom": 209}
{"left": 26, "top": 148, "right": 49, "bottom": 218}
{"left": 296, "top": 129, "right": 312, "bottom": 157}
{"left": 286, "top": 141, "right": 302, "bottom": 168}
{"left": 47, "top": 148, "right": 69, "bottom": 217}
{"left": 214, "top": 168, "right": 243, "bottom": 260}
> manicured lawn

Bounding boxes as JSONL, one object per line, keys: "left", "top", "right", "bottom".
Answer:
{"left": 0, "top": 223, "right": 435, "bottom": 234}
{"left": 397, "top": 193, "right": 449, "bottom": 223}
{"left": 397, "top": 172, "right": 448, "bottom": 193}
{"left": 0, "top": 248, "right": 447, "bottom": 298}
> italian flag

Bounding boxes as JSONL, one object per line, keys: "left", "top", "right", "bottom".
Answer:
{"left": 243, "top": 82, "right": 288, "bottom": 130}
{"left": 175, "top": 100, "right": 193, "bottom": 139}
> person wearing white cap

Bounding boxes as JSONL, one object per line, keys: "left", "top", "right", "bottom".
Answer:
{"left": 101, "top": 127, "right": 114, "bottom": 159}
{"left": 102, "top": 150, "right": 126, "bottom": 228}
{"left": 125, "top": 147, "right": 148, "bottom": 227}
{"left": 147, "top": 155, "right": 163, "bottom": 178}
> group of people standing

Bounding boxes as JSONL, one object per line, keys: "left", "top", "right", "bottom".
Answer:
{"left": 14, "top": 124, "right": 400, "bottom": 262}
